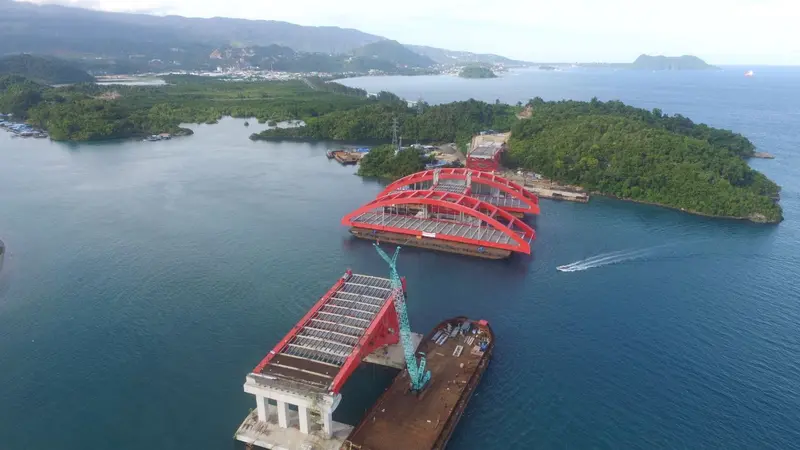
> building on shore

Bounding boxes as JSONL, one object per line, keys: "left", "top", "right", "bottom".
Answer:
{"left": 466, "top": 132, "right": 510, "bottom": 172}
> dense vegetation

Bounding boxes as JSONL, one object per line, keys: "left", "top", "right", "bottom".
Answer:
{"left": 357, "top": 145, "right": 432, "bottom": 179}
{"left": 252, "top": 99, "right": 519, "bottom": 148}
{"left": 0, "top": 54, "right": 94, "bottom": 84}
{"left": 0, "top": 75, "right": 377, "bottom": 141}
{"left": 506, "top": 98, "right": 781, "bottom": 222}
{"left": 459, "top": 66, "right": 497, "bottom": 79}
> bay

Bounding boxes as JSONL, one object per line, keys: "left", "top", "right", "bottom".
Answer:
{"left": 1, "top": 67, "right": 799, "bottom": 449}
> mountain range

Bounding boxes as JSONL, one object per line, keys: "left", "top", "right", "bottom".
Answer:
{"left": 0, "top": 0, "right": 526, "bottom": 74}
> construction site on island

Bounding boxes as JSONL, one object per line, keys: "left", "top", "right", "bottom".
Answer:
{"left": 327, "top": 128, "right": 589, "bottom": 204}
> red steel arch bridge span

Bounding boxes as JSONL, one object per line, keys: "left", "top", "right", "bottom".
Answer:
{"left": 379, "top": 167, "right": 541, "bottom": 217}
{"left": 342, "top": 190, "right": 536, "bottom": 259}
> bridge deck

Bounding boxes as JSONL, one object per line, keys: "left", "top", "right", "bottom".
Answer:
{"left": 350, "top": 212, "right": 524, "bottom": 246}
{"left": 257, "top": 273, "right": 395, "bottom": 391}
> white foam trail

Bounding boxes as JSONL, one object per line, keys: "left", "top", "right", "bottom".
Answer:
{"left": 557, "top": 246, "right": 662, "bottom": 272}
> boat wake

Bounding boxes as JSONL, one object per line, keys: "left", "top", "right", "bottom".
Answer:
{"left": 557, "top": 245, "right": 666, "bottom": 273}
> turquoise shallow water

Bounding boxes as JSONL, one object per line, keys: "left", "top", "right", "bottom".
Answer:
{"left": 1, "top": 67, "right": 800, "bottom": 449}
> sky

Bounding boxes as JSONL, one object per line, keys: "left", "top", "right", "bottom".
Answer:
{"left": 17, "top": 0, "right": 800, "bottom": 65}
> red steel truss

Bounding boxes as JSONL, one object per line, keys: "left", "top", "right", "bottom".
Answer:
{"left": 341, "top": 190, "right": 536, "bottom": 254}
{"left": 253, "top": 270, "right": 402, "bottom": 394}
{"left": 377, "top": 168, "right": 540, "bottom": 215}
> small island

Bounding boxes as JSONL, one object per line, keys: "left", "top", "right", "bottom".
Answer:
{"left": 458, "top": 66, "right": 497, "bottom": 79}
{"left": 630, "top": 54, "right": 717, "bottom": 71}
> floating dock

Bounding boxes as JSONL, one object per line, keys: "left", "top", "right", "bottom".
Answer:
{"left": 342, "top": 317, "right": 494, "bottom": 450}
{"left": 341, "top": 190, "right": 536, "bottom": 259}
{"left": 378, "top": 168, "right": 540, "bottom": 217}
{"left": 235, "top": 270, "right": 421, "bottom": 450}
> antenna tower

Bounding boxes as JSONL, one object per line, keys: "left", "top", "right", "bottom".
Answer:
{"left": 391, "top": 117, "right": 399, "bottom": 149}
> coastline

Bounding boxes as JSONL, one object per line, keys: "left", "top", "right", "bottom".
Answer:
{"left": 594, "top": 192, "right": 782, "bottom": 224}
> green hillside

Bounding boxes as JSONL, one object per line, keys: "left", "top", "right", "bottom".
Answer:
{"left": 351, "top": 40, "right": 436, "bottom": 68}
{"left": 0, "top": 54, "right": 94, "bottom": 84}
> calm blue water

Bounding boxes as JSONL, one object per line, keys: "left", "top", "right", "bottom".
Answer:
{"left": 2, "top": 67, "right": 800, "bottom": 450}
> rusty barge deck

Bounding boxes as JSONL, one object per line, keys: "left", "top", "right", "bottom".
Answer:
{"left": 342, "top": 317, "right": 494, "bottom": 450}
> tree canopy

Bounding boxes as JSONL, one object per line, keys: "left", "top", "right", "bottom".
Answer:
{"left": 506, "top": 98, "right": 781, "bottom": 222}
{"left": 253, "top": 98, "right": 519, "bottom": 147}
{"left": 0, "top": 75, "right": 378, "bottom": 141}
{"left": 357, "top": 145, "right": 432, "bottom": 179}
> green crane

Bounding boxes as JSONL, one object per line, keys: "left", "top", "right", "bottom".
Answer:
{"left": 374, "top": 243, "right": 431, "bottom": 392}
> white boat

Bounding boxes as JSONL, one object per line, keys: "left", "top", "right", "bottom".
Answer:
{"left": 745, "top": 70, "right": 754, "bottom": 77}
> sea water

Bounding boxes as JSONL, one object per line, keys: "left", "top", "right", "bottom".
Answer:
{"left": 1, "top": 67, "right": 799, "bottom": 449}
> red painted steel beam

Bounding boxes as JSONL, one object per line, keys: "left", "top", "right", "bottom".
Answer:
{"left": 378, "top": 168, "right": 540, "bottom": 215}
{"left": 329, "top": 294, "right": 401, "bottom": 393}
{"left": 252, "top": 273, "right": 348, "bottom": 373}
{"left": 341, "top": 191, "right": 535, "bottom": 254}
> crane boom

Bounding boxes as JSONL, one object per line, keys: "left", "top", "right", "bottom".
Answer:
{"left": 374, "top": 243, "right": 431, "bottom": 392}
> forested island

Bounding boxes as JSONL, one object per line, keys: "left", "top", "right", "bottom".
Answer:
{"left": 630, "top": 54, "right": 717, "bottom": 71}
{"left": 459, "top": 66, "right": 497, "bottom": 79}
{"left": 255, "top": 96, "right": 781, "bottom": 223}
{"left": 0, "top": 75, "right": 380, "bottom": 141}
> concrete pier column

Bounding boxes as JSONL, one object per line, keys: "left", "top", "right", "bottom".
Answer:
{"left": 276, "top": 401, "right": 289, "bottom": 428}
{"left": 298, "top": 405, "right": 311, "bottom": 434}
{"left": 321, "top": 409, "right": 333, "bottom": 438}
{"left": 256, "top": 396, "right": 268, "bottom": 422}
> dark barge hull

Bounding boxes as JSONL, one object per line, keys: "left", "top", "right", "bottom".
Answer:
{"left": 348, "top": 228, "right": 512, "bottom": 260}
{"left": 342, "top": 316, "right": 494, "bottom": 450}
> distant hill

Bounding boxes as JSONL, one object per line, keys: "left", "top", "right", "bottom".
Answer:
{"left": 406, "top": 45, "right": 527, "bottom": 66}
{"left": 0, "top": 0, "right": 383, "bottom": 56}
{"left": 351, "top": 40, "right": 436, "bottom": 68}
{"left": 631, "top": 54, "right": 717, "bottom": 70}
{"left": 0, "top": 54, "right": 94, "bottom": 84}
{"left": 0, "top": 0, "right": 521, "bottom": 74}
{"left": 207, "top": 42, "right": 434, "bottom": 74}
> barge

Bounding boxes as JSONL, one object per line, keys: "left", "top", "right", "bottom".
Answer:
{"left": 331, "top": 150, "right": 361, "bottom": 165}
{"left": 342, "top": 316, "right": 494, "bottom": 450}
{"left": 349, "top": 228, "right": 512, "bottom": 259}
{"left": 341, "top": 190, "right": 536, "bottom": 259}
